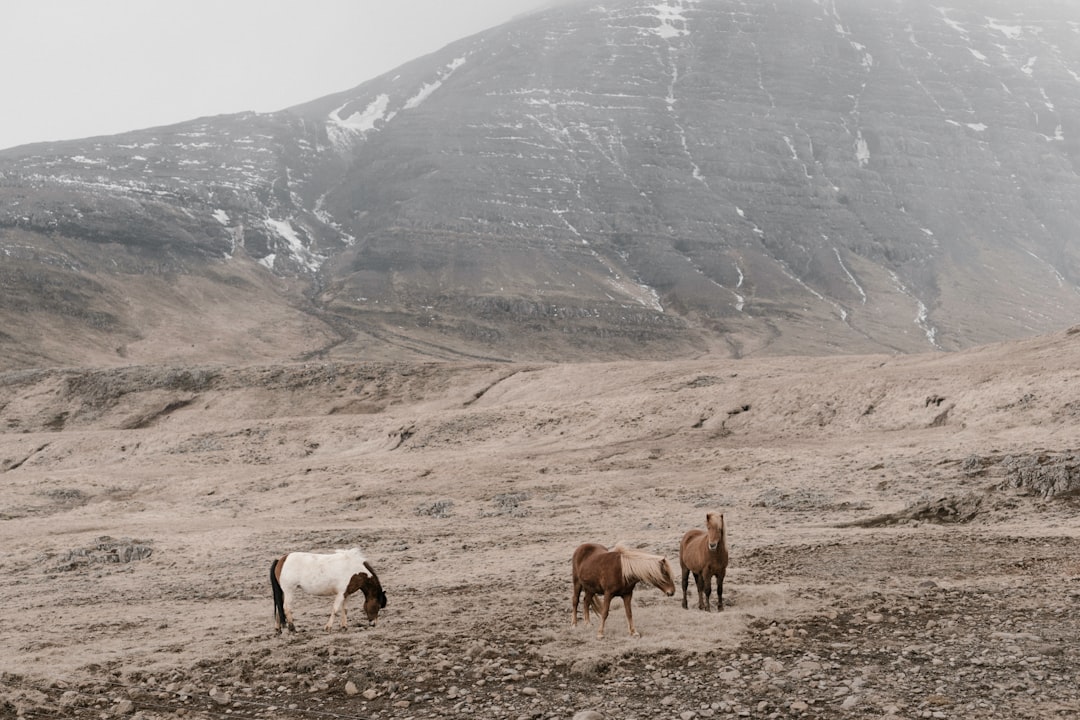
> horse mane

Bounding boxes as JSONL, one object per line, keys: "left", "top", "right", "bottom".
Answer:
{"left": 613, "top": 544, "right": 669, "bottom": 585}
{"left": 338, "top": 548, "right": 372, "bottom": 574}
{"left": 707, "top": 512, "right": 729, "bottom": 553}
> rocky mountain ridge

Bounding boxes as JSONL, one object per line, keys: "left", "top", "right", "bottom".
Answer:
{"left": 2, "top": 0, "right": 1080, "bottom": 369}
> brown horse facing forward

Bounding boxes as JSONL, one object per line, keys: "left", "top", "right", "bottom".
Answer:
{"left": 571, "top": 543, "right": 676, "bottom": 639}
{"left": 679, "top": 512, "right": 729, "bottom": 611}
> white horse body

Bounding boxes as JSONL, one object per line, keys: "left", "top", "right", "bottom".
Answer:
{"left": 281, "top": 549, "right": 370, "bottom": 596}
{"left": 272, "top": 548, "right": 385, "bottom": 632}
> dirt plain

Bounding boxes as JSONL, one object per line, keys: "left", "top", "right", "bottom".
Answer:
{"left": 1, "top": 327, "right": 1079, "bottom": 719}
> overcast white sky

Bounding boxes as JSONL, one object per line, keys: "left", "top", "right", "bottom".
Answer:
{"left": 0, "top": 0, "right": 547, "bottom": 150}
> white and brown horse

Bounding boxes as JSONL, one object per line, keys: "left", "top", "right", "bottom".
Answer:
{"left": 679, "top": 512, "right": 729, "bottom": 611}
{"left": 571, "top": 543, "right": 676, "bottom": 639}
{"left": 270, "top": 548, "right": 387, "bottom": 633}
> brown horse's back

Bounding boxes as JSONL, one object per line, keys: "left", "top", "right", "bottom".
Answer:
{"left": 572, "top": 543, "right": 618, "bottom": 592}
{"left": 572, "top": 542, "right": 607, "bottom": 570}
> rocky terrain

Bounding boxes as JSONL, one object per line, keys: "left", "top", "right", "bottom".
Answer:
{"left": 4, "top": 0, "right": 1080, "bottom": 367}
{"left": 2, "top": 327, "right": 1078, "bottom": 718}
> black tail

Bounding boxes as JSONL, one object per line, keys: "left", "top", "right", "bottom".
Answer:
{"left": 270, "top": 558, "right": 286, "bottom": 630}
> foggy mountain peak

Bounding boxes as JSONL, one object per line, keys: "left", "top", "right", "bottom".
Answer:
{"left": 2, "top": 0, "right": 1079, "bottom": 368}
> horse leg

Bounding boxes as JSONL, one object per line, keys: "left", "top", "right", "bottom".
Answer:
{"left": 622, "top": 589, "right": 639, "bottom": 638}
{"left": 571, "top": 580, "right": 582, "bottom": 627}
{"left": 680, "top": 562, "right": 691, "bottom": 610}
{"left": 694, "top": 571, "right": 707, "bottom": 610}
{"left": 340, "top": 599, "right": 349, "bottom": 630}
{"left": 283, "top": 590, "right": 296, "bottom": 632}
{"left": 581, "top": 591, "right": 595, "bottom": 626}
{"left": 715, "top": 572, "right": 725, "bottom": 612}
{"left": 701, "top": 569, "right": 713, "bottom": 612}
{"left": 325, "top": 593, "right": 345, "bottom": 632}
{"left": 597, "top": 593, "right": 612, "bottom": 639}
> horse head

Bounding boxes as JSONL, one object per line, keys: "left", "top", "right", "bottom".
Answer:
{"left": 706, "top": 512, "right": 725, "bottom": 551}
{"left": 358, "top": 561, "right": 388, "bottom": 626}
{"left": 348, "top": 562, "right": 388, "bottom": 626}
{"left": 658, "top": 558, "right": 677, "bottom": 596}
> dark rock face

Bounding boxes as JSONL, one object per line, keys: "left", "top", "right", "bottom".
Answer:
{"left": 3, "top": 0, "right": 1080, "bottom": 368}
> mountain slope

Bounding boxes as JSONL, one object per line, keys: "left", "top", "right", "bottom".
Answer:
{"left": 3, "top": 0, "right": 1080, "bottom": 369}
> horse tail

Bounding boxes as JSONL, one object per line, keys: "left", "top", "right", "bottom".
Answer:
{"left": 270, "top": 557, "right": 286, "bottom": 630}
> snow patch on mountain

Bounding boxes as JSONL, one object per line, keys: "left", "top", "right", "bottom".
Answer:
{"left": 327, "top": 94, "right": 394, "bottom": 149}
{"left": 986, "top": 19, "right": 1022, "bottom": 40}
{"left": 855, "top": 131, "right": 870, "bottom": 166}
{"left": 649, "top": 0, "right": 692, "bottom": 39}
{"left": 404, "top": 57, "right": 467, "bottom": 110}
{"left": 264, "top": 218, "right": 325, "bottom": 273}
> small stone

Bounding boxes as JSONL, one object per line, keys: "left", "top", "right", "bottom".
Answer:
{"left": 362, "top": 688, "right": 379, "bottom": 700}
{"left": 790, "top": 701, "right": 809, "bottom": 712}
{"left": 572, "top": 712, "right": 604, "bottom": 720}
{"left": 344, "top": 681, "right": 359, "bottom": 696}
{"left": 763, "top": 658, "right": 784, "bottom": 673}
{"left": 208, "top": 688, "right": 231, "bottom": 706}
{"left": 570, "top": 659, "right": 608, "bottom": 677}
{"left": 841, "top": 694, "right": 859, "bottom": 709}
{"left": 112, "top": 699, "right": 135, "bottom": 715}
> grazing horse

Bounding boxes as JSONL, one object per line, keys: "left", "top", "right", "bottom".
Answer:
{"left": 679, "top": 512, "right": 729, "bottom": 611}
{"left": 571, "top": 543, "right": 676, "bottom": 639}
{"left": 270, "top": 548, "right": 387, "bottom": 633}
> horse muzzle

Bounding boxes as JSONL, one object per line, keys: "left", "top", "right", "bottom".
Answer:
{"left": 708, "top": 542, "right": 719, "bottom": 551}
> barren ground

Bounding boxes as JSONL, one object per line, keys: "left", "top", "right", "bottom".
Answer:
{"left": 2, "top": 328, "right": 1079, "bottom": 719}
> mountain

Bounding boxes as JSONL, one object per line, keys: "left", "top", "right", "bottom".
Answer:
{"left": 3, "top": 0, "right": 1080, "bottom": 370}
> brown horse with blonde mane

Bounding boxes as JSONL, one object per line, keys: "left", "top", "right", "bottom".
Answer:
{"left": 679, "top": 512, "right": 729, "bottom": 611}
{"left": 571, "top": 542, "right": 676, "bottom": 639}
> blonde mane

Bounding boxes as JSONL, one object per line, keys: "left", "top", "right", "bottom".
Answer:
{"left": 707, "top": 512, "right": 729, "bottom": 553}
{"left": 614, "top": 545, "right": 670, "bottom": 587}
